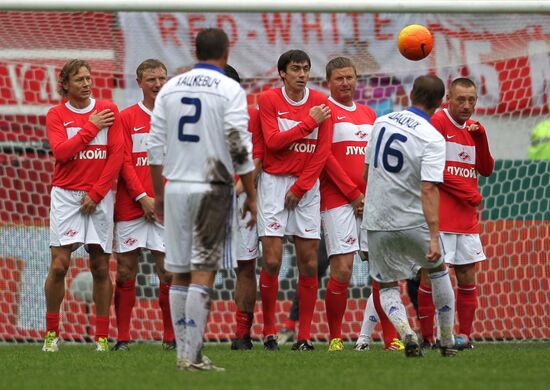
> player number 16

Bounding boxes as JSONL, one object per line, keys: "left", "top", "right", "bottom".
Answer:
{"left": 373, "top": 126, "right": 408, "bottom": 173}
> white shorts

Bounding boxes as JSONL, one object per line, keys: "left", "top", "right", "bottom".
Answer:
{"left": 49, "top": 186, "right": 114, "bottom": 254}
{"left": 236, "top": 192, "right": 260, "bottom": 261}
{"left": 440, "top": 232, "right": 486, "bottom": 265}
{"left": 322, "top": 204, "right": 365, "bottom": 257}
{"left": 114, "top": 217, "right": 165, "bottom": 253}
{"left": 368, "top": 225, "right": 445, "bottom": 283}
{"left": 164, "top": 181, "right": 237, "bottom": 274}
{"left": 257, "top": 172, "right": 320, "bottom": 239}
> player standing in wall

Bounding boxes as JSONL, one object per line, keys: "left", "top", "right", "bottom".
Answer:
{"left": 417, "top": 78, "right": 494, "bottom": 350}
{"left": 112, "top": 59, "right": 176, "bottom": 351}
{"left": 223, "top": 64, "right": 264, "bottom": 351}
{"left": 147, "top": 28, "right": 256, "bottom": 371}
{"left": 257, "top": 49, "right": 332, "bottom": 351}
{"left": 362, "top": 75, "right": 458, "bottom": 357}
{"left": 318, "top": 56, "right": 403, "bottom": 352}
{"left": 43, "top": 59, "right": 124, "bottom": 352}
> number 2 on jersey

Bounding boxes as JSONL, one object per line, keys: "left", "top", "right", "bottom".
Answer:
{"left": 178, "top": 97, "right": 201, "bottom": 142}
{"left": 373, "top": 126, "right": 408, "bottom": 173}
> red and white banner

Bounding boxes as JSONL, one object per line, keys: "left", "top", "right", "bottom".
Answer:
{"left": 120, "top": 12, "right": 550, "bottom": 114}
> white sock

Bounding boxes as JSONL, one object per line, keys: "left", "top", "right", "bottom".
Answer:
{"left": 169, "top": 285, "right": 188, "bottom": 360}
{"left": 185, "top": 284, "right": 213, "bottom": 364}
{"left": 379, "top": 287, "right": 416, "bottom": 342}
{"left": 430, "top": 270, "right": 455, "bottom": 347}
{"left": 358, "top": 294, "right": 378, "bottom": 343}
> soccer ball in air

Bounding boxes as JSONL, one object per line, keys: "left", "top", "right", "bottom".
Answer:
{"left": 69, "top": 271, "right": 93, "bottom": 303}
{"left": 397, "top": 24, "right": 433, "bottom": 61}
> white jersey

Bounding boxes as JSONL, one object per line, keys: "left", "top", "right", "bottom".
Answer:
{"left": 362, "top": 107, "right": 445, "bottom": 231}
{"left": 147, "top": 64, "right": 254, "bottom": 184}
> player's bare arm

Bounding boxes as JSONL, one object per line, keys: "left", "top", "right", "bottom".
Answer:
{"left": 351, "top": 193, "right": 365, "bottom": 217}
{"left": 239, "top": 172, "right": 257, "bottom": 229}
{"left": 309, "top": 104, "right": 331, "bottom": 124}
{"left": 150, "top": 164, "right": 165, "bottom": 224}
{"left": 284, "top": 190, "right": 300, "bottom": 210}
{"left": 89, "top": 109, "right": 115, "bottom": 129}
{"left": 421, "top": 181, "right": 441, "bottom": 262}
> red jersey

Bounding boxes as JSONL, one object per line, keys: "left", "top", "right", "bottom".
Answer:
{"left": 115, "top": 102, "right": 154, "bottom": 222}
{"left": 47, "top": 98, "right": 124, "bottom": 203}
{"left": 320, "top": 97, "right": 376, "bottom": 211}
{"left": 432, "top": 108, "right": 494, "bottom": 234}
{"left": 249, "top": 107, "right": 264, "bottom": 161}
{"left": 258, "top": 87, "right": 331, "bottom": 198}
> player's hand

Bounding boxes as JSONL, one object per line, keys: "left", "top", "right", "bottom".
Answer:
{"left": 242, "top": 196, "right": 257, "bottom": 230}
{"left": 234, "top": 179, "right": 244, "bottom": 196}
{"left": 467, "top": 122, "right": 484, "bottom": 136}
{"left": 284, "top": 190, "right": 300, "bottom": 210}
{"left": 139, "top": 195, "right": 155, "bottom": 222}
{"left": 309, "top": 104, "right": 331, "bottom": 124}
{"left": 153, "top": 197, "right": 164, "bottom": 225}
{"left": 426, "top": 236, "right": 441, "bottom": 263}
{"left": 351, "top": 193, "right": 365, "bottom": 217}
{"left": 80, "top": 194, "right": 98, "bottom": 215}
{"left": 89, "top": 109, "right": 115, "bottom": 129}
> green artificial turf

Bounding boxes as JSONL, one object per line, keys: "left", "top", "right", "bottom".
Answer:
{"left": 1, "top": 342, "right": 549, "bottom": 390}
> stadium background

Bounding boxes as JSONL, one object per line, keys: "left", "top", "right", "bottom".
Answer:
{"left": 0, "top": 11, "right": 548, "bottom": 343}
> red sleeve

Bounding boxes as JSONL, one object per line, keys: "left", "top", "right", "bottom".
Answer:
{"left": 323, "top": 153, "right": 362, "bottom": 201}
{"left": 470, "top": 122, "right": 494, "bottom": 177}
{"left": 47, "top": 109, "right": 100, "bottom": 163}
{"left": 87, "top": 106, "right": 124, "bottom": 203}
{"left": 118, "top": 114, "right": 146, "bottom": 199}
{"left": 431, "top": 114, "right": 446, "bottom": 137}
{"left": 250, "top": 108, "right": 264, "bottom": 161}
{"left": 290, "top": 119, "right": 333, "bottom": 198}
{"left": 259, "top": 92, "right": 319, "bottom": 152}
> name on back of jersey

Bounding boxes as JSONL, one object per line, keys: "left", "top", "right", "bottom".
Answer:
{"left": 388, "top": 112, "right": 420, "bottom": 129}
{"left": 176, "top": 74, "right": 221, "bottom": 88}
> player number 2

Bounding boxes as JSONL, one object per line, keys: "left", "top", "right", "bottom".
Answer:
{"left": 373, "top": 127, "right": 408, "bottom": 173}
{"left": 178, "top": 97, "right": 201, "bottom": 143}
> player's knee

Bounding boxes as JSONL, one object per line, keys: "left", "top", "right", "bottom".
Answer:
{"left": 89, "top": 262, "right": 110, "bottom": 281}
{"left": 116, "top": 264, "right": 137, "bottom": 282}
{"left": 261, "top": 256, "right": 281, "bottom": 274}
{"left": 159, "top": 272, "right": 173, "bottom": 284}
{"left": 49, "top": 262, "right": 69, "bottom": 281}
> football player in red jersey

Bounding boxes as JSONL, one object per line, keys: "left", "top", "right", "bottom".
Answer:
{"left": 257, "top": 50, "right": 332, "bottom": 351}
{"left": 318, "top": 57, "right": 403, "bottom": 352}
{"left": 112, "top": 59, "right": 175, "bottom": 352}
{"left": 43, "top": 59, "right": 124, "bottom": 352}
{"left": 417, "top": 78, "right": 494, "bottom": 350}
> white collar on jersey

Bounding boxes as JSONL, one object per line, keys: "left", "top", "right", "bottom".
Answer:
{"left": 282, "top": 86, "right": 310, "bottom": 106}
{"left": 443, "top": 108, "right": 467, "bottom": 129}
{"left": 138, "top": 100, "right": 153, "bottom": 116}
{"left": 328, "top": 96, "right": 356, "bottom": 112}
{"left": 65, "top": 98, "right": 96, "bottom": 114}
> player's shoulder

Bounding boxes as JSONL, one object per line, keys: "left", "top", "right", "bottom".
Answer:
{"left": 95, "top": 99, "right": 120, "bottom": 113}
{"left": 308, "top": 88, "right": 328, "bottom": 102}
{"left": 120, "top": 102, "right": 140, "bottom": 116}
{"left": 355, "top": 102, "right": 377, "bottom": 119}
{"left": 47, "top": 102, "right": 65, "bottom": 117}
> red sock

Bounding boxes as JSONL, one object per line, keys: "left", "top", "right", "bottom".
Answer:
{"left": 114, "top": 279, "right": 135, "bottom": 342}
{"left": 260, "top": 269, "right": 278, "bottom": 337}
{"left": 325, "top": 276, "right": 349, "bottom": 340}
{"left": 457, "top": 283, "right": 478, "bottom": 337}
{"left": 46, "top": 312, "right": 60, "bottom": 335}
{"left": 159, "top": 282, "right": 175, "bottom": 342}
{"left": 95, "top": 315, "right": 109, "bottom": 340}
{"left": 297, "top": 274, "right": 318, "bottom": 341}
{"left": 418, "top": 283, "right": 435, "bottom": 343}
{"left": 283, "top": 319, "right": 296, "bottom": 330}
{"left": 372, "top": 282, "right": 398, "bottom": 347}
{"left": 235, "top": 309, "right": 254, "bottom": 339}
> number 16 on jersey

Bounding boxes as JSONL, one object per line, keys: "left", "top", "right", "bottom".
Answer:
{"left": 373, "top": 126, "right": 408, "bottom": 173}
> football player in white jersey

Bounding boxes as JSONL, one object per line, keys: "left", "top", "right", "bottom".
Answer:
{"left": 147, "top": 28, "right": 256, "bottom": 372}
{"left": 362, "top": 75, "right": 458, "bottom": 357}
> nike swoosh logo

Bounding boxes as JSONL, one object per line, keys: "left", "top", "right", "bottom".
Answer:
{"left": 447, "top": 135, "right": 456, "bottom": 139}
{"left": 134, "top": 126, "right": 145, "bottom": 132}
{"left": 337, "top": 116, "right": 346, "bottom": 120}
{"left": 305, "top": 228, "right": 315, "bottom": 232}
{"left": 63, "top": 121, "right": 73, "bottom": 126}
{"left": 247, "top": 248, "right": 256, "bottom": 253}
{"left": 277, "top": 111, "right": 289, "bottom": 115}
{"left": 475, "top": 250, "right": 482, "bottom": 255}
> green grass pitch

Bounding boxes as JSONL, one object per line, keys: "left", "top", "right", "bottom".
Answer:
{"left": 1, "top": 342, "right": 549, "bottom": 389}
